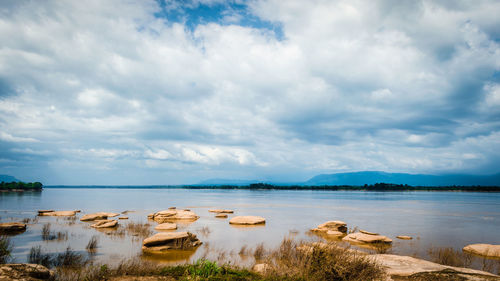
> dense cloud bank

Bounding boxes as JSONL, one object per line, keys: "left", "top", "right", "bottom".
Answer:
{"left": 0, "top": 0, "right": 499, "bottom": 184}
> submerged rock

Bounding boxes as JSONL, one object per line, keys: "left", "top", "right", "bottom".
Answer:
{"left": 360, "top": 230, "right": 379, "bottom": 235}
{"left": 311, "top": 220, "right": 347, "bottom": 234}
{"left": 0, "top": 264, "right": 53, "bottom": 280}
{"left": 209, "top": 209, "right": 234, "bottom": 214}
{"left": 463, "top": 244, "right": 500, "bottom": 258}
{"left": 91, "top": 219, "right": 118, "bottom": 228}
{"left": 215, "top": 213, "right": 228, "bottom": 218}
{"left": 342, "top": 232, "right": 392, "bottom": 244}
{"left": 396, "top": 235, "right": 413, "bottom": 240}
{"left": 80, "top": 212, "right": 120, "bottom": 221}
{"left": 38, "top": 210, "right": 77, "bottom": 216}
{"left": 142, "top": 231, "right": 201, "bottom": 253}
{"left": 229, "top": 216, "right": 265, "bottom": 225}
{"left": 0, "top": 222, "right": 27, "bottom": 234}
{"left": 154, "top": 222, "right": 177, "bottom": 231}
{"left": 370, "top": 254, "right": 499, "bottom": 281}
{"left": 150, "top": 209, "right": 200, "bottom": 223}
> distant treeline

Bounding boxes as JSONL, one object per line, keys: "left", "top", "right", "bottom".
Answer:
{"left": 0, "top": 181, "right": 43, "bottom": 190}
{"left": 185, "top": 182, "right": 500, "bottom": 192}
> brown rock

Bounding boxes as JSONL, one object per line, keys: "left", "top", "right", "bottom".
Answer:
{"left": 38, "top": 210, "right": 77, "bottom": 216}
{"left": 229, "top": 216, "right": 265, "bottom": 225}
{"left": 369, "top": 254, "right": 499, "bottom": 280}
{"left": 326, "top": 230, "right": 344, "bottom": 236}
{"left": 0, "top": 264, "right": 53, "bottom": 280}
{"left": 37, "top": 210, "right": 54, "bottom": 215}
{"left": 463, "top": 244, "right": 500, "bottom": 258}
{"left": 396, "top": 235, "right": 413, "bottom": 240}
{"left": 91, "top": 220, "right": 118, "bottom": 228}
{"left": 252, "top": 263, "right": 270, "bottom": 274}
{"left": 80, "top": 212, "right": 119, "bottom": 221}
{"left": 215, "top": 213, "right": 228, "bottom": 218}
{"left": 154, "top": 223, "right": 177, "bottom": 231}
{"left": 150, "top": 209, "right": 199, "bottom": 223}
{"left": 342, "top": 232, "right": 392, "bottom": 244}
{"left": 209, "top": 209, "right": 234, "bottom": 214}
{"left": 0, "top": 222, "right": 26, "bottom": 234}
{"left": 360, "top": 230, "right": 379, "bottom": 235}
{"left": 168, "top": 207, "right": 176, "bottom": 210}
{"left": 311, "top": 220, "right": 347, "bottom": 233}
{"left": 142, "top": 232, "right": 201, "bottom": 253}
{"left": 119, "top": 216, "right": 128, "bottom": 220}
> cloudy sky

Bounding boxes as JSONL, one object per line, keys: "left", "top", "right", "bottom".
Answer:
{"left": 0, "top": 0, "right": 499, "bottom": 185}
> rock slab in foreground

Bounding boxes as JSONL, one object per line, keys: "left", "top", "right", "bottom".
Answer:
{"left": 80, "top": 212, "right": 120, "bottom": 221}
{"left": 343, "top": 232, "right": 392, "bottom": 244}
{"left": 142, "top": 231, "right": 201, "bottom": 253}
{"left": 463, "top": 244, "right": 500, "bottom": 258}
{"left": 0, "top": 222, "right": 27, "bottom": 234}
{"left": 0, "top": 264, "right": 53, "bottom": 280}
{"left": 229, "top": 216, "right": 265, "bottom": 225}
{"left": 370, "top": 254, "right": 500, "bottom": 281}
{"left": 150, "top": 209, "right": 200, "bottom": 223}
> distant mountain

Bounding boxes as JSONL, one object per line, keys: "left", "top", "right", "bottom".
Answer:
{"left": 305, "top": 171, "right": 500, "bottom": 186}
{"left": 0, "top": 174, "right": 20, "bottom": 182}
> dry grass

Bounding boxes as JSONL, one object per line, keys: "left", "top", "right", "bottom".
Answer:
{"left": 197, "top": 226, "right": 211, "bottom": 238}
{"left": 41, "top": 223, "right": 68, "bottom": 241}
{"left": 86, "top": 235, "right": 99, "bottom": 252}
{"left": 253, "top": 243, "right": 266, "bottom": 261}
{"left": 239, "top": 244, "right": 249, "bottom": 256}
{"left": 261, "top": 238, "right": 384, "bottom": 281}
{"left": 0, "top": 236, "right": 12, "bottom": 264}
{"left": 29, "top": 246, "right": 87, "bottom": 269}
{"left": 125, "top": 221, "right": 153, "bottom": 238}
{"left": 428, "top": 247, "right": 472, "bottom": 268}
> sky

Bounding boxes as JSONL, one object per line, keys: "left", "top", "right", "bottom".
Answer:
{"left": 0, "top": 0, "right": 499, "bottom": 185}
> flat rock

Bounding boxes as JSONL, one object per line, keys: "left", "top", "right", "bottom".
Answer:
{"left": 342, "top": 232, "right": 392, "bottom": 244}
{"left": 311, "top": 220, "right": 347, "bottom": 233}
{"left": 0, "top": 263, "right": 53, "bottom": 280}
{"left": 215, "top": 213, "right": 228, "bottom": 218}
{"left": 142, "top": 231, "right": 201, "bottom": 253}
{"left": 119, "top": 216, "right": 128, "bottom": 220}
{"left": 150, "top": 209, "right": 199, "bottom": 223}
{"left": 80, "top": 212, "right": 120, "bottom": 221}
{"left": 463, "top": 244, "right": 500, "bottom": 258}
{"left": 369, "top": 254, "right": 499, "bottom": 281}
{"left": 38, "top": 210, "right": 77, "bottom": 216}
{"left": 154, "top": 223, "right": 177, "bottom": 231}
{"left": 360, "top": 230, "right": 379, "bottom": 235}
{"left": 229, "top": 216, "right": 265, "bottom": 225}
{"left": 209, "top": 209, "right": 234, "bottom": 214}
{"left": 396, "top": 235, "right": 413, "bottom": 240}
{"left": 91, "top": 220, "right": 118, "bottom": 228}
{"left": 0, "top": 222, "right": 27, "bottom": 234}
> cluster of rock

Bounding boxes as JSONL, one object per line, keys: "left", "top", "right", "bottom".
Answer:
{"left": 142, "top": 231, "right": 201, "bottom": 253}
{"left": 229, "top": 216, "right": 265, "bottom": 225}
{"left": 0, "top": 222, "right": 27, "bottom": 234}
{"left": 148, "top": 209, "right": 200, "bottom": 223}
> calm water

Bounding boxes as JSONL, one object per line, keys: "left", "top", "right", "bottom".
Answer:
{"left": 1, "top": 188, "right": 500, "bottom": 266}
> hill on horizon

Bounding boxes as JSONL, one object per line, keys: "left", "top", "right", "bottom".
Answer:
{"left": 0, "top": 174, "right": 20, "bottom": 182}
{"left": 199, "top": 171, "right": 500, "bottom": 186}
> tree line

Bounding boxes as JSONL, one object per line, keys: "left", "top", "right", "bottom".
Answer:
{"left": 0, "top": 181, "right": 43, "bottom": 190}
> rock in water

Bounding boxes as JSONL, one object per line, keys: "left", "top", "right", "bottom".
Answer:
{"left": 91, "top": 220, "right": 118, "bottom": 228}
{"left": 0, "top": 264, "right": 53, "bottom": 280}
{"left": 360, "top": 230, "right": 379, "bottom": 235}
{"left": 80, "top": 212, "right": 120, "bottom": 221}
{"left": 154, "top": 222, "right": 177, "bottom": 230}
{"left": 311, "top": 220, "right": 347, "bottom": 234}
{"left": 38, "top": 210, "right": 77, "bottom": 216}
{"left": 215, "top": 213, "right": 228, "bottom": 218}
{"left": 149, "top": 209, "right": 200, "bottom": 223}
{"left": 229, "top": 216, "right": 265, "bottom": 225}
{"left": 463, "top": 244, "right": 500, "bottom": 258}
{"left": 209, "top": 209, "right": 234, "bottom": 214}
{"left": 0, "top": 222, "right": 27, "bottom": 234}
{"left": 342, "top": 232, "right": 392, "bottom": 244}
{"left": 142, "top": 232, "right": 201, "bottom": 253}
{"left": 396, "top": 235, "right": 413, "bottom": 240}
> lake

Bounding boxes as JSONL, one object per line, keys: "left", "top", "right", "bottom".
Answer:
{"left": 1, "top": 188, "right": 499, "bottom": 266}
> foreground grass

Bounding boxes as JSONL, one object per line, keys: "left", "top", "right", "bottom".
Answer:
{"left": 51, "top": 238, "right": 383, "bottom": 281}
